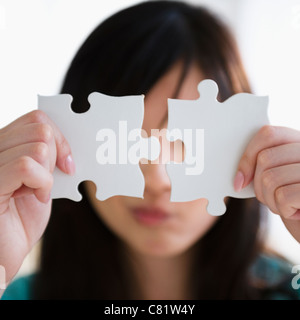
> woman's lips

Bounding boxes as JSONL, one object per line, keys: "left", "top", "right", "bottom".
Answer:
{"left": 131, "top": 206, "right": 172, "bottom": 226}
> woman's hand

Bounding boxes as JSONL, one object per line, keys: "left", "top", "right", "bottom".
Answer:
{"left": 0, "top": 110, "right": 75, "bottom": 288}
{"left": 235, "top": 125, "right": 300, "bottom": 243}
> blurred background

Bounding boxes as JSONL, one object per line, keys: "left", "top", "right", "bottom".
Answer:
{"left": 0, "top": 0, "right": 299, "bottom": 277}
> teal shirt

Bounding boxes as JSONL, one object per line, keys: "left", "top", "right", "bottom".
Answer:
{"left": 2, "top": 254, "right": 300, "bottom": 300}
{"left": 1, "top": 273, "right": 34, "bottom": 300}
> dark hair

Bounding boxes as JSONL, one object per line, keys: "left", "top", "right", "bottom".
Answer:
{"left": 34, "top": 0, "right": 265, "bottom": 299}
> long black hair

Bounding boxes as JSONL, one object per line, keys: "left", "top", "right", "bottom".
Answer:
{"left": 34, "top": 0, "right": 266, "bottom": 299}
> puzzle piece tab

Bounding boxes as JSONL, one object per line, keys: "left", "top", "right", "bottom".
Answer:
{"left": 38, "top": 93, "right": 160, "bottom": 201}
{"left": 166, "top": 79, "right": 269, "bottom": 216}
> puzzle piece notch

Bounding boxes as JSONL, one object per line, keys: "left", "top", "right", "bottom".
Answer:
{"left": 166, "top": 79, "right": 269, "bottom": 216}
{"left": 38, "top": 92, "right": 160, "bottom": 202}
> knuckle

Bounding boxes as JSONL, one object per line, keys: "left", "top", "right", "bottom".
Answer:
{"left": 257, "top": 148, "right": 273, "bottom": 168}
{"left": 17, "top": 156, "right": 33, "bottom": 175}
{"left": 32, "top": 142, "right": 49, "bottom": 163}
{"left": 28, "top": 110, "right": 47, "bottom": 124}
{"left": 36, "top": 123, "right": 53, "bottom": 143}
{"left": 275, "top": 187, "right": 288, "bottom": 206}
{"left": 261, "top": 169, "right": 275, "bottom": 190}
{"left": 259, "top": 125, "right": 276, "bottom": 143}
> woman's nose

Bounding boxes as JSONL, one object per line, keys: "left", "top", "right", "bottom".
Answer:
{"left": 140, "top": 161, "right": 171, "bottom": 199}
{"left": 140, "top": 134, "right": 185, "bottom": 199}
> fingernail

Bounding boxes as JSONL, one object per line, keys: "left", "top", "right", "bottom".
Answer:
{"left": 65, "top": 155, "right": 76, "bottom": 175}
{"left": 234, "top": 171, "right": 244, "bottom": 192}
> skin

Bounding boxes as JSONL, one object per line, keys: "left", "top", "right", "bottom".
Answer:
{"left": 235, "top": 125, "right": 300, "bottom": 242}
{"left": 0, "top": 61, "right": 299, "bottom": 298}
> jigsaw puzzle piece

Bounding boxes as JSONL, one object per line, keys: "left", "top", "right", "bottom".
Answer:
{"left": 38, "top": 92, "right": 160, "bottom": 202}
{"left": 166, "top": 79, "right": 269, "bottom": 216}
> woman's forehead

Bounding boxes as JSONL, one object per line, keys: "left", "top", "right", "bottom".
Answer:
{"left": 143, "top": 61, "right": 204, "bottom": 133}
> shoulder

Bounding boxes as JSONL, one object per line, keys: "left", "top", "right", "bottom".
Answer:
{"left": 1, "top": 274, "right": 35, "bottom": 300}
{"left": 251, "top": 253, "right": 300, "bottom": 300}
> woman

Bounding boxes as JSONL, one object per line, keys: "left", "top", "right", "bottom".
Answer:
{"left": 1, "top": 1, "right": 299, "bottom": 300}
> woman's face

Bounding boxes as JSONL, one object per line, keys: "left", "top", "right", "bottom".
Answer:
{"left": 85, "top": 61, "right": 218, "bottom": 257}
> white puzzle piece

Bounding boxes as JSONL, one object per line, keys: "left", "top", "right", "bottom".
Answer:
{"left": 166, "top": 79, "right": 269, "bottom": 216}
{"left": 38, "top": 80, "right": 269, "bottom": 215}
{"left": 38, "top": 93, "right": 161, "bottom": 201}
